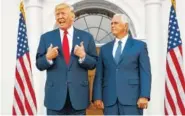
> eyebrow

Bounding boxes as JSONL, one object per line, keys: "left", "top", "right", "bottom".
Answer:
{"left": 111, "top": 21, "right": 119, "bottom": 24}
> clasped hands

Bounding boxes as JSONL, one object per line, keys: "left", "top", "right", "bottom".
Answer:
{"left": 94, "top": 98, "right": 149, "bottom": 109}
{"left": 46, "top": 42, "right": 86, "bottom": 60}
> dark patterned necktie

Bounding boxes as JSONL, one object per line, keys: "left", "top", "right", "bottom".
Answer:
{"left": 115, "top": 41, "right": 122, "bottom": 64}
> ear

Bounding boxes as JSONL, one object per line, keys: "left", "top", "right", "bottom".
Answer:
{"left": 125, "top": 23, "right": 128, "bottom": 28}
{"left": 125, "top": 23, "right": 129, "bottom": 32}
{"left": 71, "top": 12, "right": 75, "bottom": 20}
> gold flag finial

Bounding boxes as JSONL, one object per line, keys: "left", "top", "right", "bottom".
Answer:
{"left": 19, "top": 1, "right": 26, "bottom": 20}
{"left": 171, "top": 0, "right": 176, "bottom": 10}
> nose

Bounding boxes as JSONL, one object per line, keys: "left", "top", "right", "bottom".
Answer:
{"left": 111, "top": 24, "right": 114, "bottom": 28}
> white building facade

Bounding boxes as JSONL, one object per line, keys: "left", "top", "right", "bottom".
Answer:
{"left": 1, "top": 0, "right": 185, "bottom": 115}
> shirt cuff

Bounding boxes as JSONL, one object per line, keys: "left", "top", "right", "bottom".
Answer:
{"left": 47, "top": 59, "right": 53, "bottom": 65}
{"left": 78, "top": 56, "right": 86, "bottom": 64}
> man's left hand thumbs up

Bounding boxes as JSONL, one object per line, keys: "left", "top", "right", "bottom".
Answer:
{"left": 80, "top": 42, "right": 84, "bottom": 48}
{"left": 74, "top": 41, "right": 86, "bottom": 58}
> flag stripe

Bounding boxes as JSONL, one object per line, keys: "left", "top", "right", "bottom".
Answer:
{"left": 174, "top": 47, "right": 184, "bottom": 74}
{"left": 24, "top": 97, "right": 33, "bottom": 115}
{"left": 17, "top": 59, "right": 34, "bottom": 115}
{"left": 15, "top": 68, "right": 26, "bottom": 114}
{"left": 13, "top": 100, "right": 21, "bottom": 115}
{"left": 165, "top": 95, "right": 174, "bottom": 115}
{"left": 16, "top": 67, "right": 32, "bottom": 115}
{"left": 165, "top": 74, "right": 182, "bottom": 115}
{"left": 19, "top": 56, "right": 37, "bottom": 108}
{"left": 169, "top": 49, "right": 185, "bottom": 92}
{"left": 22, "top": 54, "right": 37, "bottom": 112}
{"left": 179, "top": 46, "right": 182, "bottom": 55}
{"left": 14, "top": 82, "right": 25, "bottom": 114}
{"left": 15, "top": 68, "right": 25, "bottom": 100}
{"left": 165, "top": 83, "right": 176, "bottom": 114}
{"left": 12, "top": 106, "right": 16, "bottom": 115}
{"left": 22, "top": 55, "right": 35, "bottom": 100}
{"left": 166, "top": 62, "right": 185, "bottom": 114}
{"left": 164, "top": 106, "right": 168, "bottom": 115}
{"left": 14, "top": 88, "right": 24, "bottom": 115}
{"left": 26, "top": 53, "right": 32, "bottom": 71}
{"left": 167, "top": 51, "right": 185, "bottom": 104}
{"left": 165, "top": 63, "right": 177, "bottom": 102}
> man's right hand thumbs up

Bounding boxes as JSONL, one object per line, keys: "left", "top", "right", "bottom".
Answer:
{"left": 46, "top": 44, "right": 59, "bottom": 60}
{"left": 48, "top": 44, "right": 53, "bottom": 51}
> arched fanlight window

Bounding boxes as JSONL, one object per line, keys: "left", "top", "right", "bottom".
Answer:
{"left": 55, "top": 0, "right": 136, "bottom": 46}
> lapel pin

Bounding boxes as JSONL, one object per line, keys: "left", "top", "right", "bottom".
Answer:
{"left": 77, "top": 36, "right": 80, "bottom": 39}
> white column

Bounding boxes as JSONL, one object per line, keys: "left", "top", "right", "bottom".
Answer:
{"left": 24, "top": 0, "right": 45, "bottom": 114}
{"left": 144, "top": 0, "right": 165, "bottom": 115}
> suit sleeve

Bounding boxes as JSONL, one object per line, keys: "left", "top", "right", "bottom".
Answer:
{"left": 78, "top": 34, "right": 98, "bottom": 70}
{"left": 139, "top": 42, "right": 152, "bottom": 100}
{"left": 92, "top": 47, "right": 104, "bottom": 101}
{"left": 36, "top": 35, "right": 53, "bottom": 71}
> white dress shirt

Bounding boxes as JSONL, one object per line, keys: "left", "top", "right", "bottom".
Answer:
{"left": 47, "top": 26, "right": 85, "bottom": 64}
{"left": 112, "top": 34, "right": 128, "bottom": 58}
{"left": 59, "top": 26, "right": 74, "bottom": 54}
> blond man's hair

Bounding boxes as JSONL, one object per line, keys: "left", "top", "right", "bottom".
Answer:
{"left": 55, "top": 3, "right": 75, "bottom": 18}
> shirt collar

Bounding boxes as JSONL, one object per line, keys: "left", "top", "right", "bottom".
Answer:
{"left": 59, "top": 26, "right": 74, "bottom": 36}
{"left": 115, "top": 34, "right": 129, "bottom": 44}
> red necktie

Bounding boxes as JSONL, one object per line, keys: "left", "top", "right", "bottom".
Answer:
{"left": 62, "top": 30, "right": 70, "bottom": 65}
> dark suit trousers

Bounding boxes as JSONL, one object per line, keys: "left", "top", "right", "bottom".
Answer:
{"left": 104, "top": 99, "right": 143, "bottom": 115}
{"left": 47, "top": 90, "right": 86, "bottom": 115}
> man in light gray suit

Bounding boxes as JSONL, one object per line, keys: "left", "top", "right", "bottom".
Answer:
{"left": 93, "top": 14, "right": 151, "bottom": 115}
{"left": 36, "top": 3, "right": 97, "bottom": 115}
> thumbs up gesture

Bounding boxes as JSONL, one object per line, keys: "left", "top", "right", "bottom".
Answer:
{"left": 46, "top": 44, "right": 59, "bottom": 60}
{"left": 74, "top": 41, "right": 86, "bottom": 58}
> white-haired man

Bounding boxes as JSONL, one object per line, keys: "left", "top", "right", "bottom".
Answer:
{"left": 93, "top": 14, "right": 151, "bottom": 115}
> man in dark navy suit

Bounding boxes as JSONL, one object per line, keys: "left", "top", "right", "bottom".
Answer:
{"left": 36, "top": 3, "right": 97, "bottom": 115}
{"left": 93, "top": 14, "right": 151, "bottom": 115}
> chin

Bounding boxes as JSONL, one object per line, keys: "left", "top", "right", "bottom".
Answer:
{"left": 59, "top": 26, "right": 67, "bottom": 30}
{"left": 112, "top": 32, "right": 117, "bottom": 36}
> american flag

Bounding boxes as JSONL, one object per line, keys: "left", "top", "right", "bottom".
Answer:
{"left": 164, "top": 0, "right": 185, "bottom": 115}
{"left": 12, "top": 2, "right": 37, "bottom": 115}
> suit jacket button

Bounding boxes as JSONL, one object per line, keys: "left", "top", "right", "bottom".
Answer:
{"left": 66, "top": 81, "right": 71, "bottom": 85}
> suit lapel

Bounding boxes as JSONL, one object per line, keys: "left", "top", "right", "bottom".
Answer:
{"left": 108, "top": 40, "right": 117, "bottom": 66}
{"left": 118, "top": 36, "right": 133, "bottom": 65}
{"left": 54, "top": 29, "right": 63, "bottom": 56}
